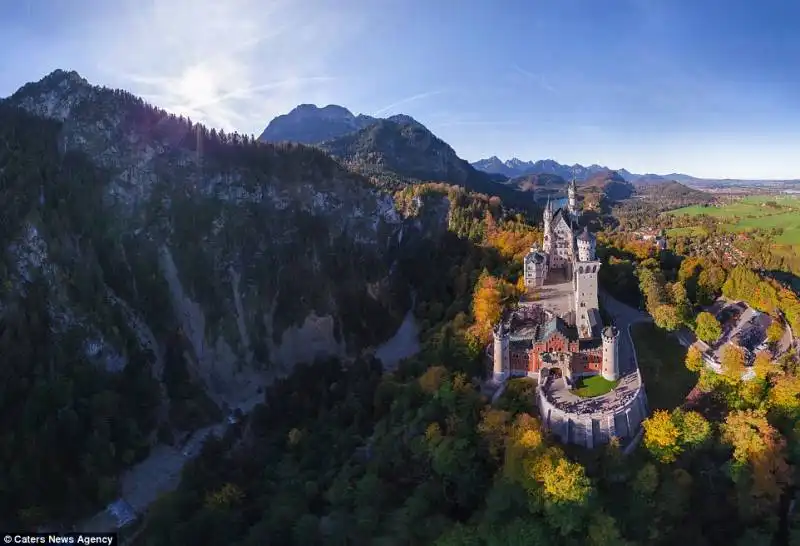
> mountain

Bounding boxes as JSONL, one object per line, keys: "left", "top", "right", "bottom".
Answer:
{"left": 580, "top": 170, "right": 635, "bottom": 205}
{"left": 0, "top": 69, "right": 457, "bottom": 525}
{"left": 473, "top": 157, "right": 800, "bottom": 190}
{"left": 258, "top": 103, "right": 377, "bottom": 144}
{"left": 633, "top": 180, "right": 714, "bottom": 207}
{"left": 471, "top": 156, "right": 615, "bottom": 181}
{"left": 316, "top": 116, "right": 535, "bottom": 208}
{"left": 471, "top": 156, "right": 518, "bottom": 177}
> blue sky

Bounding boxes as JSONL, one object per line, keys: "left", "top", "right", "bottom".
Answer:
{"left": 2, "top": 0, "right": 799, "bottom": 178}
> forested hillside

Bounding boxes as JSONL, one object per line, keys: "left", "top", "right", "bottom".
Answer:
{"left": 0, "top": 71, "right": 444, "bottom": 529}
{"left": 140, "top": 183, "right": 800, "bottom": 546}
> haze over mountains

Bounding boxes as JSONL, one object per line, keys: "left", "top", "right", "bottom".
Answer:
{"left": 258, "top": 104, "right": 800, "bottom": 188}
{"left": 471, "top": 156, "right": 800, "bottom": 187}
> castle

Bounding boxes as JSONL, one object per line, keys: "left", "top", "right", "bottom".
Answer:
{"left": 488, "top": 180, "right": 649, "bottom": 449}
{"left": 493, "top": 179, "right": 616, "bottom": 383}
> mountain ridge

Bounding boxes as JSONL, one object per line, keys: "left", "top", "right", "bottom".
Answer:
{"left": 471, "top": 156, "right": 800, "bottom": 186}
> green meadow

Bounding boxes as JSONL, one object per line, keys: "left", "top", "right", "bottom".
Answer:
{"left": 668, "top": 195, "right": 800, "bottom": 244}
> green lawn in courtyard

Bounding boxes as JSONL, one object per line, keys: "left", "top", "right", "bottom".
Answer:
{"left": 573, "top": 375, "right": 617, "bottom": 397}
{"left": 631, "top": 323, "right": 698, "bottom": 410}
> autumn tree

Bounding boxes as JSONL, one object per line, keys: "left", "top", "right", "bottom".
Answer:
{"left": 643, "top": 409, "right": 682, "bottom": 463}
{"left": 471, "top": 272, "right": 515, "bottom": 340}
{"left": 721, "top": 409, "right": 792, "bottom": 517}
{"left": 720, "top": 344, "right": 747, "bottom": 382}
{"left": 685, "top": 345, "right": 705, "bottom": 373}
{"left": 752, "top": 352, "right": 776, "bottom": 381}
{"left": 766, "top": 320, "right": 784, "bottom": 344}
{"left": 477, "top": 408, "right": 512, "bottom": 463}
{"left": 767, "top": 373, "right": 800, "bottom": 420}
{"left": 695, "top": 311, "right": 722, "bottom": 344}
{"left": 419, "top": 365, "right": 448, "bottom": 394}
{"left": 673, "top": 409, "right": 711, "bottom": 447}
{"left": 652, "top": 304, "right": 682, "bottom": 331}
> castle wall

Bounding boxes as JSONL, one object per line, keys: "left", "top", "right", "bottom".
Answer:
{"left": 537, "top": 371, "right": 648, "bottom": 449}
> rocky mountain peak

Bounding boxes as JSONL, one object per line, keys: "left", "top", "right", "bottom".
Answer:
{"left": 259, "top": 103, "right": 376, "bottom": 144}
{"left": 7, "top": 68, "right": 94, "bottom": 120}
{"left": 294, "top": 103, "right": 355, "bottom": 119}
{"left": 386, "top": 114, "right": 423, "bottom": 127}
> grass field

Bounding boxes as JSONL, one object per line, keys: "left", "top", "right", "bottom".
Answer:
{"left": 668, "top": 195, "right": 800, "bottom": 244}
{"left": 631, "top": 323, "right": 697, "bottom": 410}
{"left": 574, "top": 375, "right": 617, "bottom": 397}
{"left": 666, "top": 226, "right": 708, "bottom": 237}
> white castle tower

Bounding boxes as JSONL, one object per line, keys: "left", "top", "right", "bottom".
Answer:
{"left": 542, "top": 197, "right": 553, "bottom": 255}
{"left": 576, "top": 226, "right": 596, "bottom": 262}
{"left": 492, "top": 323, "right": 510, "bottom": 381}
{"left": 601, "top": 326, "right": 620, "bottom": 381}
{"left": 574, "top": 227, "right": 601, "bottom": 339}
{"left": 567, "top": 178, "right": 578, "bottom": 221}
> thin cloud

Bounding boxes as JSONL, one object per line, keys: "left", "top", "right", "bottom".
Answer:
{"left": 373, "top": 90, "right": 447, "bottom": 116}
{"left": 513, "top": 64, "right": 556, "bottom": 93}
{"left": 90, "top": 0, "right": 357, "bottom": 133}
{"left": 433, "top": 120, "right": 522, "bottom": 129}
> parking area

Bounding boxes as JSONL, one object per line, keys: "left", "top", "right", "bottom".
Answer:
{"left": 708, "top": 298, "right": 778, "bottom": 365}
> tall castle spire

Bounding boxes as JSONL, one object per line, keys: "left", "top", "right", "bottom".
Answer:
{"left": 567, "top": 177, "right": 578, "bottom": 220}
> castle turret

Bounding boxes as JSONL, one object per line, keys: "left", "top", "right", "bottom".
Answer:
{"left": 601, "top": 326, "right": 620, "bottom": 381}
{"left": 524, "top": 246, "right": 548, "bottom": 288}
{"left": 567, "top": 178, "right": 578, "bottom": 218}
{"left": 492, "top": 323, "right": 510, "bottom": 381}
{"left": 576, "top": 227, "right": 596, "bottom": 262}
{"left": 542, "top": 197, "right": 553, "bottom": 254}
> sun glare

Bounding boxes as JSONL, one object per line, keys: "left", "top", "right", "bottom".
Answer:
{"left": 176, "top": 64, "right": 220, "bottom": 108}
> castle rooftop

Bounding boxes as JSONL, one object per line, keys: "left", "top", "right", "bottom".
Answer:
{"left": 577, "top": 226, "right": 594, "bottom": 242}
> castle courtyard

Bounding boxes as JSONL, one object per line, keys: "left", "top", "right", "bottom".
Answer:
{"left": 521, "top": 267, "right": 574, "bottom": 321}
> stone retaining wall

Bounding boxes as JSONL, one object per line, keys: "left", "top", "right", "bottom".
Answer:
{"left": 537, "top": 374, "right": 649, "bottom": 449}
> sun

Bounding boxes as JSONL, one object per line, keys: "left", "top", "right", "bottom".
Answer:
{"left": 175, "top": 64, "right": 220, "bottom": 108}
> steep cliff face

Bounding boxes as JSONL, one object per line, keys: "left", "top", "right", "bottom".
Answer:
{"left": 2, "top": 70, "right": 425, "bottom": 415}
